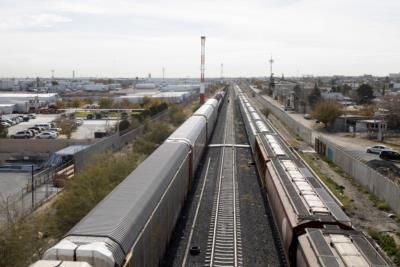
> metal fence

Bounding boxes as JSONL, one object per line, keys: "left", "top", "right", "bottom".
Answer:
{"left": 74, "top": 111, "right": 169, "bottom": 171}
{"left": 316, "top": 135, "right": 400, "bottom": 214}
{"left": 0, "top": 111, "right": 169, "bottom": 221}
{"left": 1, "top": 165, "right": 64, "bottom": 221}
{"left": 256, "top": 95, "right": 313, "bottom": 145}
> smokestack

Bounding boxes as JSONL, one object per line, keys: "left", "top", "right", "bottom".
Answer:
{"left": 200, "top": 36, "right": 206, "bottom": 104}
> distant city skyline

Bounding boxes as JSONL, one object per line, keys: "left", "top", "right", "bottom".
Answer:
{"left": 1, "top": 0, "right": 399, "bottom": 78}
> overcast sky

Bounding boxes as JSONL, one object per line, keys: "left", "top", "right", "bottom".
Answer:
{"left": 0, "top": 0, "right": 399, "bottom": 78}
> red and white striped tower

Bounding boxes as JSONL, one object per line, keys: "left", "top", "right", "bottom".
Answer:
{"left": 200, "top": 36, "right": 206, "bottom": 104}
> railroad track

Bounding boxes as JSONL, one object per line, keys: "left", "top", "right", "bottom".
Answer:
{"left": 205, "top": 94, "right": 243, "bottom": 267}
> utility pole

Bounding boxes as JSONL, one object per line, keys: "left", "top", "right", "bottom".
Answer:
{"left": 200, "top": 36, "right": 206, "bottom": 104}
{"left": 269, "top": 56, "right": 274, "bottom": 77}
{"left": 31, "top": 165, "right": 34, "bottom": 210}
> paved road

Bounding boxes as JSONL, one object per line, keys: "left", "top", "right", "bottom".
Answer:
{"left": 248, "top": 85, "right": 386, "bottom": 164}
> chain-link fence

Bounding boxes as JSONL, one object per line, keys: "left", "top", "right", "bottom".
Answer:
{"left": 0, "top": 163, "right": 69, "bottom": 222}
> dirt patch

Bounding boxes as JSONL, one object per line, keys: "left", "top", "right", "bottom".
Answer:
{"left": 304, "top": 153, "right": 399, "bottom": 234}
{"left": 367, "top": 159, "right": 400, "bottom": 184}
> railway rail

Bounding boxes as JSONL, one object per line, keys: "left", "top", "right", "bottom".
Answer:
{"left": 206, "top": 94, "right": 243, "bottom": 267}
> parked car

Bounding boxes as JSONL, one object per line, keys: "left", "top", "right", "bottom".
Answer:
{"left": 11, "top": 130, "right": 32, "bottom": 139}
{"left": 47, "top": 128, "right": 61, "bottom": 136}
{"left": 1, "top": 122, "right": 11, "bottom": 127}
{"left": 27, "top": 128, "right": 40, "bottom": 135}
{"left": 28, "top": 114, "right": 36, "bottom": 119}
{"left": 36, "top": 131, "right": 57, "bottom": 139}
{"left": 366, "top": 145, "right": 392, "bottom": 154}
{"left": 1, "top": 119, "right": 15, "bottom": 125}
{"left": 379, "top": 150, "right": 400, "bottom": 161}
{"left": 49, "top": 127, "right": 62, "bottom": 133}
{"left": 27, "top": 129, "right": 37, "bottom": 137}
{"left": 303, "top": 114, "right": 312, "bottom": 120}
{"left": 22, "top": 115, "right": 30, "bottom": 122}
{"left": 75, "top": 119, "right": 83, "bottom": 126}
{"left": 28, "top": 126, "right": 43, "bottom": 133}
{"left": 11, "top": 117, "right": 21, "bottom": 124}
{"left": 35, "top": 123, "right": 52, "bottom": 129}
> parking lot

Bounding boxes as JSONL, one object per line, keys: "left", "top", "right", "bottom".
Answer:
{"left": 71, "top": 119, "right": 119, "bottom": 139}
{"left": 5, "top": 114, "right": 60, "bottom": 137}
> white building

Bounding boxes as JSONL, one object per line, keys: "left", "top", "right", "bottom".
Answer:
{"left": 82, "top": 84, "right": 107, "bottom": 92}
{"left": 0, "top": 93, "right": 59, "bottom": 113}
{"left": 0, "top": 104, "right": 15, "bottom": 114}
{"left": 117, "top": 91, "right": 193, "bottom": 104}
{"left": 161, "top": 84, "right": 200, "bottom": 91}
{"left": 0, "top": 79, "right": 15, "bottom": 90}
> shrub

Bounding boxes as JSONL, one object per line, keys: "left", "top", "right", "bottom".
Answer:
{"left": 118, "top": 119, "right": 131, "bottom": 132}
{"left": 168, "top": 105, "right": 186, "bottom": 126}
{"left": 312, "top": 100, "right": 342, "bottom": 129}
{"left": 261, "top": 108, "right": 270, "bottom": 118}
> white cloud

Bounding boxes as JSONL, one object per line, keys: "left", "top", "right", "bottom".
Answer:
{"left": 0, "top": 0, "right": 399, "bottom": 77}
{"left": 30, "top": 14, "right": 72, "bottom": 28}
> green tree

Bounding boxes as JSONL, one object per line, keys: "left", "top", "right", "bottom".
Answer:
{"left": 308, "top": 83, "right": 321, "bottom": 108}
{"left": 341, "top": 84, "right": 352, "bottom": 96}
{"left": 312, "top": 101, "right": 342, "bottom": 129}
{"left": 98, "top": 97, "right": 113, "bottom": 109}
{"left": 118, "top": 119, "right": 131, "bottom": 132}
{"left": 84, "top": 97, "right": 94, "bottom": 105}
{"left": 120, "top": 99, "right": 132, "bottom": 109}
{"left": 55, "top": 100, "right": 65, "bottom": 109}
{"left": 142, "top": 96, "right": 152, "bottom": 107}
{"left": 357, "top": 84, "right": 374, "bottom": 104}
{"left": 72, "top": 98, "right": 83, "bottom": 108}
{"left": 293, "top": 84, "right": 301, "bottom": 111}
{"left": 168, "top": 105, "right": 186, "bottom": 126}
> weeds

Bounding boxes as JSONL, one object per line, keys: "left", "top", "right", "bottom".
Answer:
{"left": 369, "top": 229, "right": 400, "bottom": 265}
{"left": 0, "top": 118, "right": 177, "bottom": 267}
{"left": 301, "top": 153, "right": 353, "bottom": 210}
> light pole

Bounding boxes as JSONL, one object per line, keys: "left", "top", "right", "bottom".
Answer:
{"left": 31, "top": 165, "right": 34, "bottom": 210}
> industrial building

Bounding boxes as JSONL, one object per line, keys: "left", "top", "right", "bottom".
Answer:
{"left": 117, "top": 91, "right": 194, "bottom": 104}
{"left": 0, "top": 79, "right": 15, "bottom": 91}
{"left": 0, "top": 93, "right": 59, "bottom": 114}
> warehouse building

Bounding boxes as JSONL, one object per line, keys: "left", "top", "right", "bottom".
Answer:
{"left": 0, "top": 93, "right": 59, "bottom": 113}
{"left": 117, "top": 91, "right": 194, "bottom": 104}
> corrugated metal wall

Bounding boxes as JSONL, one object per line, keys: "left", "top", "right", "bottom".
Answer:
{"left": 257, "top": 95, "right": 313, "bottom": 145}
{"left": 317, "top": 135, "right": 400, "bottom": 214}
{"left": 74, "top": 111, "right": 168, "bottom": 172}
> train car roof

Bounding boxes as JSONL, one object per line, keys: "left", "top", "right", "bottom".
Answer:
{"left": 65, "top": 142, "right": 189, "bottom": 265}
{"left": 31, "top": 260, "right": 92, "bottom": 267}
{"left": 167, "top": 116, "right": 206, "bottom": 146}
{"left": 255, "top": 121, "right": 269, "bottom": 133}
{"left": 204, "top": 98, "right": 218, "bottom": 108}
{"left": 193, "top": 104, "right": 215, "bottom": 121}
{"left": 260, "top": 133, "right": 350, "bottom": 223}
{"left": 301, "top": 228, "right": 390, "bottom": 266}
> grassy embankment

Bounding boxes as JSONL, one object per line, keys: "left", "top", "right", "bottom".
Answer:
{"left": 0, "top": 103, "right": 187, "bottom": 267}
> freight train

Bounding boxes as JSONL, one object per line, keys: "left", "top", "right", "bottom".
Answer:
{"left": 31, "top": 90, "right": 226, "bottom": 267}
{"left": 234, "top": 85, "right": 390, "bottom": 266}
